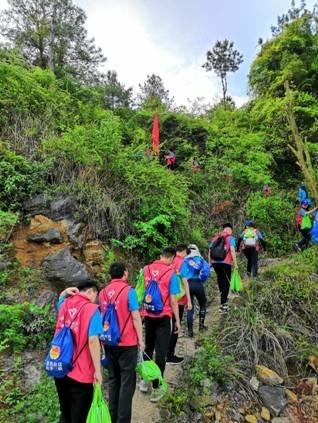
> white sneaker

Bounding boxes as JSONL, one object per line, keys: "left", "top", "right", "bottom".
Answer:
{"left": 139, "top": 380, "right": 149, "bottom": 393}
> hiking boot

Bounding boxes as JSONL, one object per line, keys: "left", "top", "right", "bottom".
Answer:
{"left": 166, "top": 355, "right": 184, "bottom": 365}
{"left": 150, "top": 386, "right": 166, "bottom": 403}
{"left": 199, "top": 312, "right": 207, "bottom": 332}
{"left": 139, "top": 380, "right": 149, "bottom": 393}
{"left": 219, "top": 304, "right": 229, "bottom": 314}
{"left": 294, "top": 243, "right": 301, "bottom": 253}
{"left": 187, "top": 328, "right": 194, "bottom": 338}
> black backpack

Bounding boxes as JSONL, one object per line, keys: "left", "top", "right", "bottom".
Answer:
{"left": 209, "top": 235, "right": 229, "bottom": 261}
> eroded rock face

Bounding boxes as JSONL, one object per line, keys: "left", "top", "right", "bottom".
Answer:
{"left": 259, "top": 386, "right": 288, "bottom": 417}
{"left": 13, "top": 215, "right": 70, "bottom": 268}
{"left": 42, "top": 248, "right": 91, "bottom": 288}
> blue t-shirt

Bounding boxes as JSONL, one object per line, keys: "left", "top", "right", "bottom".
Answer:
{"left": 57, "top": 297, "right": 103, "bottom": 337}
{"left": 128, "top": 288, "right": 139, "bottom": 311}
{"left": 181, "top": 256, "right": 203, "bottom": 280}
{"left": 300, "top": 208, "right": 306, "bottom": 217}
{"left": 179, "top": 261, "right": 189, "bottom": 278}
{"left": 170, "top": 273, "right": 181, "bottom": 295}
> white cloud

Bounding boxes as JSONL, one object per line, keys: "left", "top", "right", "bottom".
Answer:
{"left": 83, "top": 1, "right": 222, "bottom": 107}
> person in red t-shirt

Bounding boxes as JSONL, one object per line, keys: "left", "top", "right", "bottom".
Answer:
{"left": 166, "top": 244, "right": 192, "bottom": 365}
{"left": 54, "top": 280, "right": 103, "bottom": 423}
{"left": 99, "top": 263, "right": 144, "bottom": 423}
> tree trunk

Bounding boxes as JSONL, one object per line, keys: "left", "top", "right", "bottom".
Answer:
{"left": 285, "top": 81, "right": 318, "bottom": 204}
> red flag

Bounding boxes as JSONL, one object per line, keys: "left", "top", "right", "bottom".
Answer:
{"left": 152, "top": 113, "right": 159, "bottom": 154}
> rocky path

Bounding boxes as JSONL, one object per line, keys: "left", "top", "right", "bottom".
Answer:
{"left": 132, "top": 294, "right": 220, "bottom": 423}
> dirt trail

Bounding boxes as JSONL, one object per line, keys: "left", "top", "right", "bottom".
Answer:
{"left": 132, "top": 296, "right": 220, "bottom": 423}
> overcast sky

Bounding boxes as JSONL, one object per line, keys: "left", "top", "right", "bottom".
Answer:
{"left": 0, "top": 0, "right": 317, "bottom": 106}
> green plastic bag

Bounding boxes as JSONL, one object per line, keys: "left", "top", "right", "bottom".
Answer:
{"left": 230, "top": 270, "right": 243, "bottom": 292}
{"left": 135, "top": 268, "right": 145, "bottom": 305}
{"left": 86, "top": 384, "right": 111, "bottom": 423}
{"left": 136, "top": 353, "right": 168, "bottom": 390}
{"left": 301, "top": 214, "right": 312, "bottom": 230}
{"left": 175, "top": 272, "right": 186, "bottom": 302}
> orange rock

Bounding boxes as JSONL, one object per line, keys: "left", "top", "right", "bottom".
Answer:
{"left": 286, "top": 389, "right": 298, "bottom": 404}
{"left": 83, "top": 241, "right": 105, "bottom": 274}
{"left": 309, "top": 355, "right": 318, "bottom": 373}
{"left": 256, "top": 365, "right": 284, "bottom": 385}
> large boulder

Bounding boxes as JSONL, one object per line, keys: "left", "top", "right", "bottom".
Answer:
{"left": 50, "top": 197, "right": 76, "bottom": 221}
{"left": 259, "top": 386, "right": 288, "bottom": 417}
{"left": 24, "top": 194, "right": 50, "bottom": 216}
{"left": 27, "top": 228, "right": 63, "bottom": 244}
{"left": 42, "top": 248, "right": 91, "bottom": 287}
{"left": 24, "top": 194, "right": 77, "bottom": 221}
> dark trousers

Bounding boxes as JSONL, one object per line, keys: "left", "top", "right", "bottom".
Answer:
{"left": 144, "top": 315, "right": 171, "bottom": 389}
{"left": 168, "top": 304, "right": 184, "bottom": 356}
{"left": 298, "top": 228, "right": 311, "bottom": 249}
{"left": 186, "top": 279, "right": 206, "bottom": 329}
{"left": 243, "top": 248, "right": 259, "bottom": 277}
{"left": 54, "top": 376, "right": 93, "bottom": 423}
{"left": 105, "top": 345, "right": 138, "bottom": 423}
{"left": 213, "top": 263, "right": 232, "bottom": 305}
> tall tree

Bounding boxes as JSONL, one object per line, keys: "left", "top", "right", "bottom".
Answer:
{"left": 0, "top": 0, "right": 106, "bottom": 83}
{"left": 103, "top": 71, "right": 132, "bottom": 110}
{"left": 271, "top": 0, "right": 310, "bottom": 36}
{"left": 138, "top": 74, "right": 172, "bottom": 109}
{"left": 202, "top": 39, "right": 243, "bottom": 103}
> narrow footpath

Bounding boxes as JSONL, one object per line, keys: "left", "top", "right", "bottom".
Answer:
{"left": 132, "top": 293, "right": 220, "bottom": 423}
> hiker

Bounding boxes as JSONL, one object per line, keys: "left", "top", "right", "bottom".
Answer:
{"left": 294, "top": 200, "right": 317, "bottom": 252}
{"left": 209, "top": 223, "right": 238, "bottom": 314}
{"left": 164, "top": 150, "right": 176, "bottom": 170}
{"left": 99, "top": 262, "right": 144, "bottom": 423}
{"left": 53, "top": 280, "right": 103, "bottom": 423}
{"left": 139, "top": 247, "right": 181, "bottom": 402}
{"left": 185, "top": 244, "right": 208, "bottom": 338}
{"left": 298, "top": 185, "right": 312, "bottom": 205}
{"left": 263, "top": 184, "right": 271, "bottom": 197}
{"left": 237, "top": 220, "right": 266, "bottom": 278}
{"left": 166, "top": 244, "right": 192, "bottom": 364}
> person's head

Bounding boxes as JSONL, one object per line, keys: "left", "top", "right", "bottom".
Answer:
{"left": 187, "top": 244, "right": 201, "bottom": 257}
{"left": 299, "top": 185, "right": 307, "bottom": 191}
{"left": 160, "top": 247, "right": 176, "bottom": 265}
{"left": 176, "top": 243, "right": 189, "bottom": 257}
{"left": 109, "top": 262, "right": 128, "bottom": 281}
{"left": 77, "top": 279, "right": 99, "bottom": 303}
{"left": 301, "top": 199, "right": 310, "bottom": 208}
{"left": 222, "top": 222, "right": 233, "bottom": 235}
{"left": 245, "top": 219, "right": 254, "bottom": 228}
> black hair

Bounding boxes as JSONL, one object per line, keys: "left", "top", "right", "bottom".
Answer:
{"left": 161, "top": 247, "right": 177, "bottom": 258}
{"left": 77, "top": 279, "right": 99, "bottom": 292}
{"left": 223, "top": 222, "right": 233, "bottom": 229}
{"left": 109, "top": 262, "right": 127, "bottom": 279}
{"left": 176, "top": 243, "right": 188, "bottom": 252}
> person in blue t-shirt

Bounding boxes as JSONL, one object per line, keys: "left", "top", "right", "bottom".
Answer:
{"left": 184, "top": 244, "right": 207, "bottom": 338}
{"left": 298, "top": 185, "right": 312, "bottom": 206}
{"left": 294, "top": 200, "right": 317, "bottom": 252}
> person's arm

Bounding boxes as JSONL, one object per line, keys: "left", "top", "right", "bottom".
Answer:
{"left": 182, "top": 278, "right": 192, "bottom": 310}
{"left": 88, "top": 335, "right": 102, "bottom": 384}
{"left": 306, "top": 206, "right": 318, "bottom": 215}
{"left": 170, "top": 295, "right": 180, "bottom": 333}
{"left": 131, "top": 310, "right": 145, "bottom": 351}
{"left": 59, "top": 287, "right": 79, "bottom": 299}
{"left": 230, "top": 247, "right": 238, "bottom": 269}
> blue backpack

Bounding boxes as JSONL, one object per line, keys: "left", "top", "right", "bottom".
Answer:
{"left": 199, "top": 259, "right": 211, "bottom": 283}
{"left": 44, "top": 302, "right": 88, "bottom": 378}
{"left": 311, "top": 211, "right": 318, "bottom": 244}
{"left": 184, "top": 257, "right": 211, "bottom": 283}
{"left": 100, "top": 285, "right": 130, "bottom": 346}
{"left": 143, "top": 267, "right": 170, "bottom": 314}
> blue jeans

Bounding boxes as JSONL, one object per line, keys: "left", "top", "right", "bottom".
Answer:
{"left": 187, "top": 279, "right": 206, "bottom": 329}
